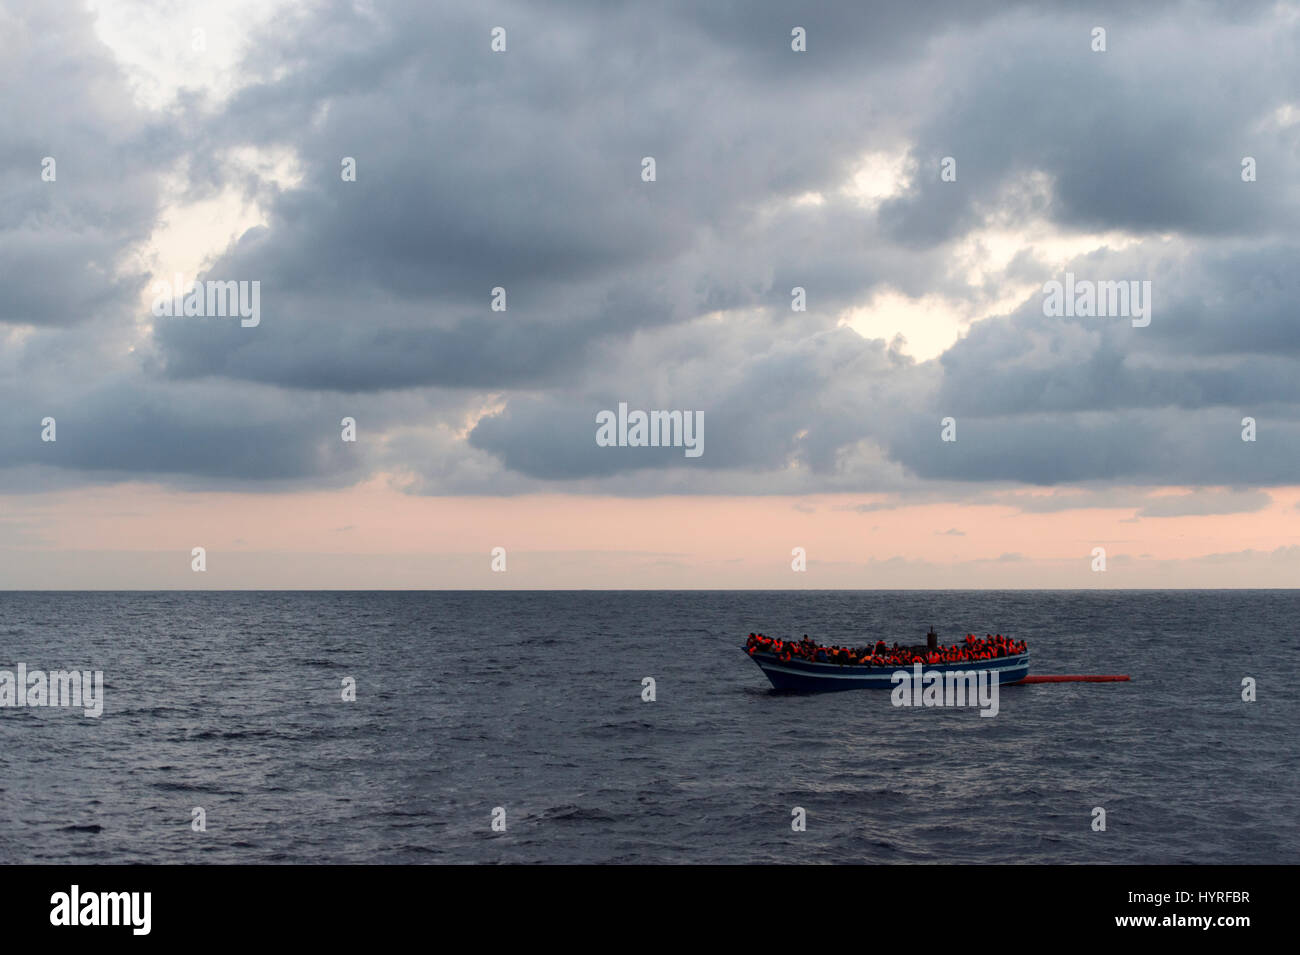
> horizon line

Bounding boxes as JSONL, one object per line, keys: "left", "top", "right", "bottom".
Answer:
{"left": 4, "top": 587, "right": 1299, "bottom": 594}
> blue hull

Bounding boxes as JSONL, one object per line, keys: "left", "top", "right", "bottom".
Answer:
{"left": 746, "top": 649, "right": 1030, "bottom": 692}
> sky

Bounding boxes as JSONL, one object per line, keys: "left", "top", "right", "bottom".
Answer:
{"left": 3, "top": 0, "right": 1300, "bottom": 588}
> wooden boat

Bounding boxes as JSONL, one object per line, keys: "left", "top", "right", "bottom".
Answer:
{"left": 745, "top": 646, "right": 1030, "bottom": 692}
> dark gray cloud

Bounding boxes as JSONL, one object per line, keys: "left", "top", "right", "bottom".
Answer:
{"left": 3, "top": 0, "right": 1300, "bottom": 495}
{"left": 0, "top": 2, "right": 166, "bottom": 329}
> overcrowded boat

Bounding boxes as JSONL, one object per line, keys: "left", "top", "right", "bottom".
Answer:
{"left": 744, "top": 628, "right": 1030, "bottom": 692}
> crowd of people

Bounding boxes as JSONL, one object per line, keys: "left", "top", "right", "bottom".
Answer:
{"left": 745, "top": 632, "right": 1027, "bottom": 667}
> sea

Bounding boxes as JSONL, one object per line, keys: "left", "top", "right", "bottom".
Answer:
{"left": 0, "top": 590, "right": 1295, "bottom": 864}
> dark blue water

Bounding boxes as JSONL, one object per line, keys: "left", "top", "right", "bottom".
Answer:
{"left": 0, "top": 591, "right": 1295, "bottom": 863}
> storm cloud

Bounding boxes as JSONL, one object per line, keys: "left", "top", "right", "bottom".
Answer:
{"left": 3, "top": 0, "right": 1299, "bottom": 497}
